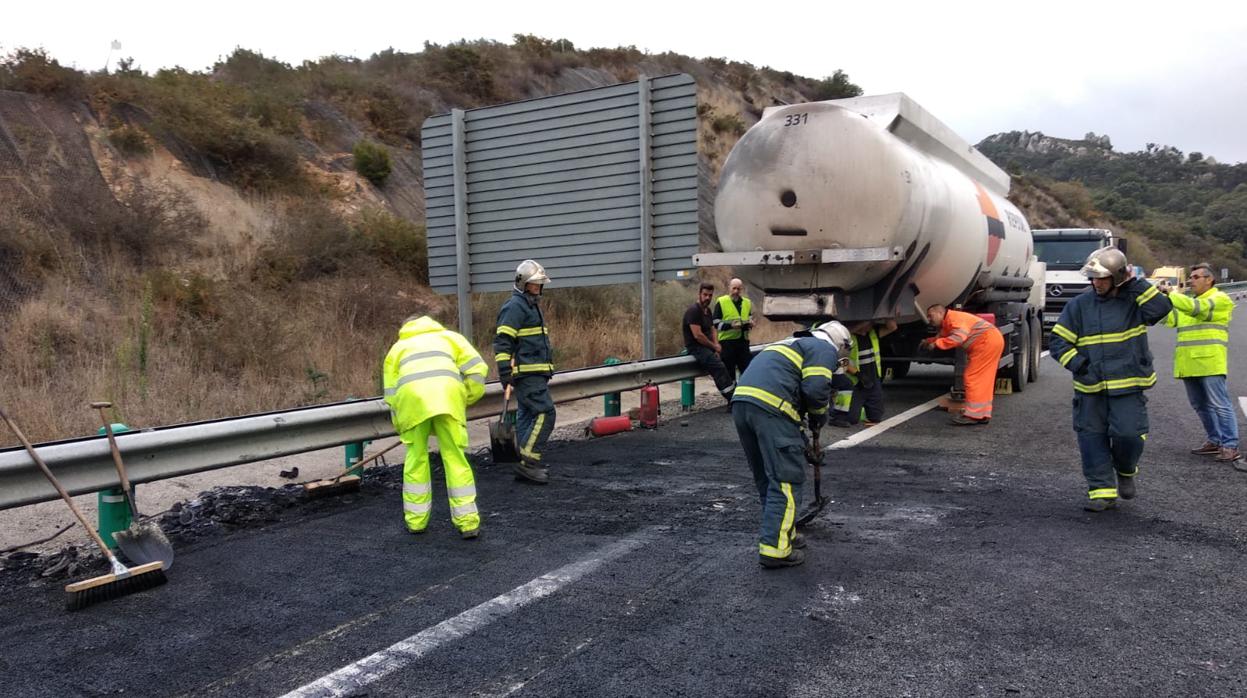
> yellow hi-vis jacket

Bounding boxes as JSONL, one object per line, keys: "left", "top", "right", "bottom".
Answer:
{"left": 1164, "top": 286, "right": 1234, "bottom": 378}
{"left": 715, "top": 295, "right": 752, "bottom": 341}
{"left": 383, "top": 316, "right": 488, "bottom": 434}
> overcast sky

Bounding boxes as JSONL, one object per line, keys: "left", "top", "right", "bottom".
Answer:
{"left": 6, "top": 0, "right": 1245, "bottom": 163}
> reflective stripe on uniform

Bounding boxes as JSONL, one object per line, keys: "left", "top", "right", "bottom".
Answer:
{"left": 733, "top": 385, "right": 801, "bottom": 422}
{"left": 1052, "top": 323, "right": 1078, "bottom": 344}
{"left": 516, "top": 363, "right": 554, "bottom": 373}
{"left": 524, "top": 413, "right": 546, "bottom": 457}
{"left": 403, "top": 482, "right": 432, "bottom": 495}
{"left": 1135, "top": 284, "right": 1159, "bottom": 305}
{"left": 403, "top": 501, "right": 432, "bottom": 514}
{"left": 399, "top": 350, "right": 454, "bottom": 367}
{"left": 801, "top": 366, "right": 832, "bottom": 379}
{"left": 448, "top": 485, "right": 477, "bottom": 498}
{"left": 763, "top": 344, "right": 803, "bottom": 368}
{"left": 495, "top": 352, "right": 512, "bottom": 362}
{"left": 1076, "top": 325, "right": 1147, "bottom": 346}
{"left": 1175, "top": 323, "right": 1228, "bottom": 333}
{"left": 450, "top": 502, "right": 478, "bottom": 518}
{"left": 517, "top": 327, "right": 549, "bottom": 336}
{"left": 459, "top": 356, "right": 484, "bottom": 372}
{"left": 758, "top": 482, "right": 797, "bottom": 558}
{"left": 1088, "top": 488, "right": 1117, "bottom": 500}
{"left": 465, "top": 373, "right": 486, "bottom": 384}
{"left": 1073, "top": 372, "right": 1157, "bottom": 393}
{"left": 496, "top": 325, "right": 518, "bottom": 337}
{"left": 1059, "top": 348, "right": 1078, "bottom": 366}
{"left": 396, "top": 369, "right": 462, "bottom": 389}
{"left": 384, "top": 387, "right": 397, "bottom": 397}
{"left": 1176, "top": 338, "right": 1229, "bottom": 348}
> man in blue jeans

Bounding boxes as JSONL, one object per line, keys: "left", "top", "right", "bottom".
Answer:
{"left": 1160, "top": 263, "right": 1242, "bottom": 467}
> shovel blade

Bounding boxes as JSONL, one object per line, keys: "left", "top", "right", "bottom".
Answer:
{"left": 489, "top": 421, "right": 520, "bottom": 463}
{"left": 113, "top": 522, "right": 175, "bottom": 571}
{"left": 796, "top": 496, "right": 830, "bottom": 526}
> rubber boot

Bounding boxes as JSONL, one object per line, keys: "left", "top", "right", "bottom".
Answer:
{"left": 759, "top": 548, "right": 805, "bottom": 568}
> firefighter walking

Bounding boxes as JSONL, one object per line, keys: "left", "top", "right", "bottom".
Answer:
{"left": 922, "top": 305, "right": 1005, "bottom": 425}
{"left": 732, "top": 322, "right": 852, "bottom": 569}
{"left": 495, "top": 260, "right": 557, "bottom": 484}
{"left": 1049, "top": 248, "right": 1172, "bottom": 511}
{"left": 383, "top": 315, "right": 488, "bottom": 538}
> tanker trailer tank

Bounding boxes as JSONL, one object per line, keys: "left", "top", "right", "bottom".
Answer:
{"left": 694, "top": 93, "right": 1045, "bottom": 394}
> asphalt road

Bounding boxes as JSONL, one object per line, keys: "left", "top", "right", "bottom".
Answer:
{"left": 2, "top": 322, "right": 1245, "bottom": 697}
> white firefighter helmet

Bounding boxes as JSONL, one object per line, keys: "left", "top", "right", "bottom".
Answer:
{"left": 811, "top": 321, "right": 853, "bottom": 357}
{"left": 515, "top": 259, "right": 550, "bottom": 287}
{"left": 1081, "top": 247, "right": 1129, "bottom": 286}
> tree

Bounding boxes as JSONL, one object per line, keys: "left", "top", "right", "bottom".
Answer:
{"left": 1204, "top": 185, "right": 1247, "bottom": 243}
{"left": 811, "top": 70, "right": 863, "bottom": 101}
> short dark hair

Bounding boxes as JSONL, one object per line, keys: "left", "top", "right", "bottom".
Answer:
{"left": 699, "top": 282, "right": 715, "bottom": 293}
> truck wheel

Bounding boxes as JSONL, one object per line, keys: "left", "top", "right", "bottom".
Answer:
{"left": 883, "top": 360, "right": 910, "bottom": 381}
{"left": 1007, "top": 320, "right": 1029, "bottom": 392}
{"left": 1028, "top": 314, "right": 1042, "bottom": 382}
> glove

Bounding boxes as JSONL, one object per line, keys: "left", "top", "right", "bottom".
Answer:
{"left": 499, "top": 375, "right": 511, "bottom": 389}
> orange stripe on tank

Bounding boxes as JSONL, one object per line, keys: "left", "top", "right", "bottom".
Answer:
{"left": 974, "top": 182, "right": 999, "bottom": 218}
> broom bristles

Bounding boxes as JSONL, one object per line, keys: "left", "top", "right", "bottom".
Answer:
{"left": 65, "top": 563, "right": 167, "bottom": 611}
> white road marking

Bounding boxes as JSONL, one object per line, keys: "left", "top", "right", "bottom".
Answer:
{"left": 1239, "top": 397, "right": 1247, "bottom": 420}
{"left": 279, "top": 535, "right": 646, "bottom": 698}
{"left": 825, "top": 350, "right": 1050, "bottom": 452}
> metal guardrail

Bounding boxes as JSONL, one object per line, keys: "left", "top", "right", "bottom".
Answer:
{"left": 0, "top": 351, "right": 721, "bottom": 511}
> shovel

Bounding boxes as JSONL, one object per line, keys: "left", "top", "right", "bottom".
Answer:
{"left": 796, "top": 427, "right": 829, "bottom": 525}
{"left": 489, "top": 385, "right": 520, "bottom": 464}
{"left": 91, "top": 402, "right": 175, "bottom": 570}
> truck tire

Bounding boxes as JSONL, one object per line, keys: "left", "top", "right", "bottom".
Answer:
{"left": 1007, "top": 320, "right": 1029, "bottom": 392}
{"left": 1028, "top": 314, "right": 1042, "bottom": 382}
{"left": 883, "top": 360, "right": 910, "bottom": 381}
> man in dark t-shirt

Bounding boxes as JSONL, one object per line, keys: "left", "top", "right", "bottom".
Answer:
{"left": 685, "top": 282, "right": 735, "bottom": 402}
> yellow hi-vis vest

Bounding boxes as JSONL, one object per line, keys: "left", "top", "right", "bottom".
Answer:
{"left": 716, "top": 295, "right": 752, "bottom": 341}
{"left": 1164, "top": 287, "right": 1233, "bottom": 378}
{"left": 847, "top": 329, "right": 882, "bottom": 385}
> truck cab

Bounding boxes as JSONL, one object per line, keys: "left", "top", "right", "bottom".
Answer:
{"left": 1032, "top": 228, "right": 1122, "bottom": 336}
{"left": 1148, "top": 265, "right": 1187, "bottom": 293}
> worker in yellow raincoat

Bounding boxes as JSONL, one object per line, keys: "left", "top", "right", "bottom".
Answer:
{"left": 383, "top": 315, "right": 489, "bottom": 539}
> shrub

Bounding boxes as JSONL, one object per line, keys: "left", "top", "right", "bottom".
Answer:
{"left": 353, "top": 208, "right": 427, "bottom": 281}
{"left": 353, "top": 140, "right": 392, "bottom": 185}
{"left": 0, "top": 48, "right": 83, "bottom": 96}
{"left": 107, "top": 124, "right": 152, "bottom": 156}
{"left": 255, "top": 201, "right": 360, "bottom": 284}
{"left": 711, "top": 114, "right": 746, "bottom": 136}
{"left": 810, "top": 70, "right": 863, "bottom": 101}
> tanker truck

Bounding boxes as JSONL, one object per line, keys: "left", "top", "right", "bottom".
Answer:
{"left": 694, "top": 93, "right": 1045, "bottom": 394}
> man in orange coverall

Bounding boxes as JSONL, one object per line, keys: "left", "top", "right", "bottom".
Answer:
{"left": 921, "top": 304, "right": 1005, "bottom": 426}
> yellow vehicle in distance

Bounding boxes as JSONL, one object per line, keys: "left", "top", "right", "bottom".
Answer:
{"left": 1148, "top": 265, "right": 1187, "bottom": 293}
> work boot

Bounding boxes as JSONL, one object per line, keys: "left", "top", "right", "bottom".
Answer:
{"left": 1117, "top": 475, "right": 1137, "bottom": 500}
{"left": 407, "top": 527, "right": 426, "bottom": 535}
{"left": 513, "top": 460, "right": 549, "bottom": 484}
{"left": 1191, "top": 441, "right": 1220, "bottom": 455}
{"left": 460, "top": 528, "right": 480, "bottom": 540}
{"left": 759, "top": 548, "right": 805, "bottom": 569}
{"left": 949, "top": 415, "right": 988, "bottom": 426}
{"left": 791, "top": 531, "right": 807, "bottom": 549}
{"left": 829, "top": 417, "right": 852, "bottom": 428}
{"left": 1215, "top": 447, "right": 1242, "bottom": 463}
{"left": 1083, "top": 498, "right": 1118, "bottom": 512}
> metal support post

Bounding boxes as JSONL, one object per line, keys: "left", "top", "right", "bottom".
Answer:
{"left": 603, "top": 358, "right": 622, "bottom": 416}
{"left": 680, "top": 349, "right": 695, "bottom": 412}
{"left": 345, "top": 442, "right": 365, "bottom": 477}
{"left": 451, "top": 108, "right": 472, "bottom": 340}
{"left": 96, "top": 423, "right": 132, "bottom": 549}
{"left": 637, "top": 76, "right": 656, "bottom": 360}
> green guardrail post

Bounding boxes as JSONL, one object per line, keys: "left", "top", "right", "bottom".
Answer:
{"left": 345, "top": 442, "right": 365, "bottom": 477}
{"left": 603, "top": 357, "right": 622, "bottom": 416}
{"left": 96, "top": 423, "right": 133, "bottom": 549}
{"left": 680, "top": 349, "right": 695, "bottom": 412}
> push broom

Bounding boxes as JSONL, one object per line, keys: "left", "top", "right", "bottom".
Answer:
{"left": 302, "top": 441, "right": 402, "bottom": 498}
{"left": 0, "top": 406, "right": 167, "bottom": 611}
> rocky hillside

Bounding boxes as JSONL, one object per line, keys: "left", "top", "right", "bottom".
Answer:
{"left": 980, "top": 130, "right": 1247, "bottom": 278}
{"left": 0, "top": 40, "right": 862, "bottom": 443}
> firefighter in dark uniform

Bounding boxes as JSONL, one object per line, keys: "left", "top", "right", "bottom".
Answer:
{"left": 831, "top": 319, "right": 898, "bottom": 427}
{"left": 713, "top": 278, "right": 754, "bottom": 379}
{"left": 494, "top": 260, "right": 556, "bottom": 484}
{"left": 1048, "top": 248, "right": 1172, "bottom": 511}
{"left": 732, "top": 321, "right": 852, "bottom": 568}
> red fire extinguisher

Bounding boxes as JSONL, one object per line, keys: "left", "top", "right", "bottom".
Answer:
{"left": 639, "top": 383, "right": 660, "bottom": 428}
{"left": 588, "top": 415, "right": 633, "bottom": 437}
